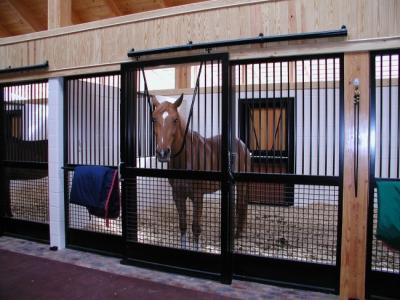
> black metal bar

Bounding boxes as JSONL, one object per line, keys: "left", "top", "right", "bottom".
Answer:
{"left": 234, "top": 173, "right": 339, "bottom": 185}
{"left": 127, "top": 27, "right": 347, "bottom": 58}
{"left": 379, "top": 55, "right": 383, "bottom": 177}
{"left": 388, "top": 55, "right": 392, "bottom": 177}
{"left": 398, "top": 54, "right": 400, "bottom": 179}
{"left": 220, "top": 53, "right": 232, "bottom": 284}
{"left": 336, "top": 53, "right": 345, "bottom": 283}
{"left": 0, "top": 61, "right": 49, "bottom": 75}
{"left": 325, "top": 58, "right": 328, "bottom": 176}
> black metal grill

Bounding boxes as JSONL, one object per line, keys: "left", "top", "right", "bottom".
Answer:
{"left": 1, "top": 80, "right": 49, "bottom": 227}
{"left": 64, "top": 73, "right": 122, "bottom": 241}
{"left": 66, "top": 74, "right": 120, "bottom": 166}
{"left": 121, "top": 53, "right": 343, "bottom": 289}
{"left": 367, "top": 50, "right": 400, "bottom": 298}
{"left": 234, "top": 184, "right": 339, "bottom": 265}
{"left": 231, "top": 55, "right": 342, "bottom": 273}
{"left": 125, "top": 176, "right": 221, "bottom": 253}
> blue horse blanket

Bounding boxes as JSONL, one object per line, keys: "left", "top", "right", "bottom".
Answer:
{"left": 70, "top": 166, "right": 120, "bottom": 223}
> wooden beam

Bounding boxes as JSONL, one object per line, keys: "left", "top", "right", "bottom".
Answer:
{"left": 340, "top": 52, "right": 370, "bottom": 300}
{"left": 105, "top": 0, "right": 123, "bottom": 16}
{"left": 175, "top": 65, "right": 190, "bottom": 89}
{"left": 7, "top": 0, "right": 46, "bottom": 31}
{"left": 48, "top": 0, "right": 73, "bottom": 29}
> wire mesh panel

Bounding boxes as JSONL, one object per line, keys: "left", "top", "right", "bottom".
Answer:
{"left": 1, "top": 81, "right": 49, "bottom": 225}
{"left": 368, "top": 50, "right": 400, "bottom": 297}
{"left": 65, "top": 73, "right": 122, "bottom": 238}
{"left": 125, "top": 176, "right": 221, "bottom": 253}
{"left": 231, "top": 55, "right": 343, "bottom": 290}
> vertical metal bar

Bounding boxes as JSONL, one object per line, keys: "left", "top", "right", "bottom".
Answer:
{"left": 211, "top": 61, "right": 214, "bottom": 170}
{"left": 220, "top": 53, "right": 232, "bottom": 285}
{"left": 102, "top": 76, "right": 106, "bottom": 165}
{"left": 287, "top": 60, "right": 291, "bottom": 174}
{"left": 310, "top": 60, "right": 313, "bottom": 175}
{"left": 106, "top": 77, "right": 110, "bottom": 166}
{"left": 302, "top": 60, "right": 305, "bottom": 175}
{"left": 388, "top": 55, "right": 392, "bottom": 177}
{"left": 86, "top": 78, "right": 90, "bottom": 165}
{"left": 81, "top": 77, "right": 84, "bottom": 164}
{"left": 218, "top": 60, "right": 221, "bottom": 170}
{"left": 244, "top": 64, "right": 248, "bottom": 172}
{"left": 251, "top": 63, "right": 255, "bottom": 172}
{"left": 294, "top": 61, "right": 297, "bottom": 174}
{"left": 74, "top": 79, "right": 78, "bottom": 164}
{"left": 197, "top": 64, "right": 201, "bottom": 171}
{"left": 265, "top": 62, "right": 269, "bottom": 173}
{"left": 111, "top": 75, "right": 115, "bottom": 165}
{"left": 317, "top": 59, "right": 320, "bottom": 175}
{"left": 280, "top": 62, "right": 283, "bottom": 173}
{"left": 336, "top": 53, "right": 345, "bottom": 275}
{"left": 204, "top": 61, "right": 207, "bottom": 170}
{"left": 191, "top": 66, "right": 194, "bottom": 170}
{"left": 325, "top": 58, "right": 328, "bottom": 176}
{"left": 379, "top": 55, "right": 383, "bottom": 177}
{"left": 397, "top": 54, "right": 400, "bottom": 178}
{"left": 237, "top": 64, "right": 241, "bottom": 172}
{"left": 258, "top": 63, "right": 262, "bottom": 172}
{"left": 333, "top": 59, "right": 337, "bottom": 176}
{"left": 272, "top": 62, "right": 276, "bottom": 173}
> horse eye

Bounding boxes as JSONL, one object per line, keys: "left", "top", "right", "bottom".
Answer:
{"left": 152, "top": 118, "right": 156, "bottom": 123}
{"left": 173, "top": 118, "right": 178, "bottom": 123}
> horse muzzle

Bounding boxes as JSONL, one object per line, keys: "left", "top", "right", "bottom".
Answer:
{"left": 156, "top": 148, "right": 171, "bottom": 162}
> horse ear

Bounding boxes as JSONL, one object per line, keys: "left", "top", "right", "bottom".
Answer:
{"left": 174, "top": 93, "right": 184, "bottom": 107}
{"left": 150, "top": 95, "right": 160, "bottom": 108}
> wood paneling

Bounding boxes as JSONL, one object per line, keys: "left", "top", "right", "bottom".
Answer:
{"left": 48, "top": 0, "right": 72, "bottom": 29}
{"left": 340, "top": 52, "right": 370, "bottom": 300}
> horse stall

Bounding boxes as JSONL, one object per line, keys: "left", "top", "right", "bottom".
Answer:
{"left": 1, "top": 1, "right": 400, "bottom": 299}
{"left": 367, "top": 50, "right": 400, "bottom": 299}
{"left": 64, "top": 73, "right": 123, "bottom": 254}
{"left": 119, "top": 52, "right": 344, "bottom": 290}
{"left": 0, "top": 80, "right": 49, "bottom": 241}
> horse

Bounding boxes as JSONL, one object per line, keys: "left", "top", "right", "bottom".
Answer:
{"left": 150, "top": 94, "right": 251, "bottom": 249}
{"left": 1, "top": 138, "right": 48, "bottom": 218}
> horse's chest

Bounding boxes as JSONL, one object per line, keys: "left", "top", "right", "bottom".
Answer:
{"left": 168, "top": 178, "right": 220, "bottom": 197}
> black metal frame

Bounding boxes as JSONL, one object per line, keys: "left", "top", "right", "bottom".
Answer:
{"left": 63, "top": 71, "right": 124, "bottom": 257}
{"left": 230, "top": 53, "right": 344, "bottom": 293}
{"left": 119, "top": 52, "right": 345, "bottom": 292}
{"left": 127, "top": 27, "right": 347, "bottom": 58}
{"left": 0, "top": 61, "right": 49, "bottom": 75}
{"left": 366, "top": 49, "right": 400, "bottom": 299}
{"left": 120, "top": 53, "right": 233, "bottom": 282}
{"left": 0, "top": 79, "right": 49, "bottom": 242}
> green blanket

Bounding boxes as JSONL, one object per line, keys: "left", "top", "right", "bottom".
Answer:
{"left": 376, "top": 180, "right": 400, "bottom": 250}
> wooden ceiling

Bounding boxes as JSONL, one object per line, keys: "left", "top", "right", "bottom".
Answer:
{"left": 0, "top": 0, "right": 207, "bottom": 37}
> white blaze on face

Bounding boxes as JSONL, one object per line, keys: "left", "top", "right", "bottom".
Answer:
{"left": 162, "top": 111, "right": 169, "bottom": 121}
{"left": 161, "top": 111, "right": 169, "bottom": 146}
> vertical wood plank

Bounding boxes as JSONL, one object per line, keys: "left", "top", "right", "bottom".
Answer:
{"left": 48, "top": 0, "right": 72, "bottom": 29}
{"left": 340, "top": 52, "right": 370, "bottom": 300}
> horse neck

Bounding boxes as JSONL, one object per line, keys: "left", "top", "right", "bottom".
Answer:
{"left": 169, "top": 117, "right": 205, "bottom": 170}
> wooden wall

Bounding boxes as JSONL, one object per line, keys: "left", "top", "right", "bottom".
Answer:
{"left": 0, "top": 0, "right": 399, "bottom": 81}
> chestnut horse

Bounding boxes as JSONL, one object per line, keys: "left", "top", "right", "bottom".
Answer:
{"left": 150, "top": 94, "right": 250, "bottom": 249}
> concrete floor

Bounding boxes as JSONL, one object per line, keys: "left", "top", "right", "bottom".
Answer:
{"left": 0, "top": 236, "right": 338, "bottom": 300}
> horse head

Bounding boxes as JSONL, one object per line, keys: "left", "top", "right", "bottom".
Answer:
{"left": 151, "top": 94, "right": 184, "bottom": 162}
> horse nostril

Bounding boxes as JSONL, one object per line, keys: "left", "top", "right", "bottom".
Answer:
{"left": 165, "top": 148, "right": 171, "bottom": 155}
